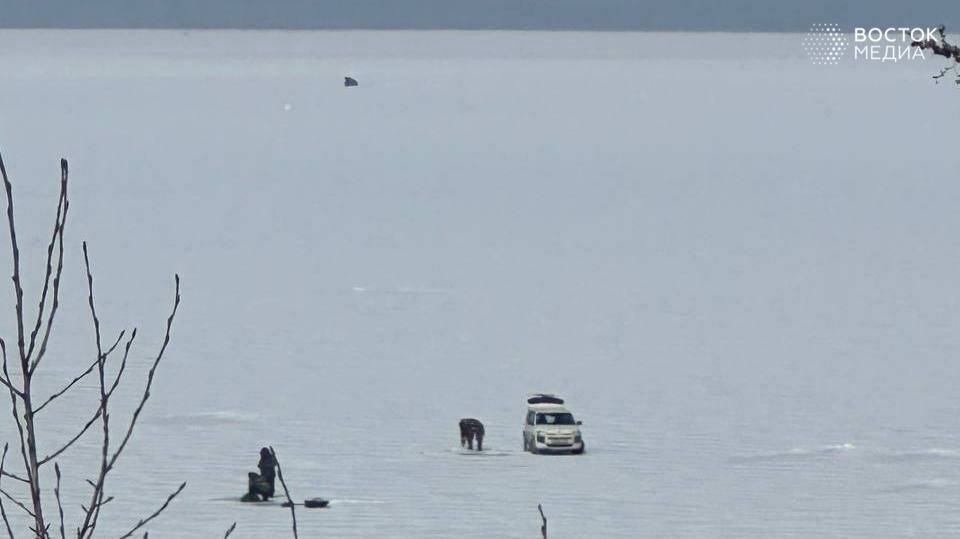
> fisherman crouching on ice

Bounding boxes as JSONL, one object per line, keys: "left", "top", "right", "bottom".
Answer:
{"left": 241, "top": 447, "right": 277, "bottom": 502}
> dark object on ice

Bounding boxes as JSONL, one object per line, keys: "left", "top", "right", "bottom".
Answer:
{"left": 242, "top": 447, "right": 277, "bottom": 501}
{"left": 282, "top": 498, "right": 330, "bottom": 509}
{"left": 344, "top": 76, "right": 358, "bottom": 87}
{"left": 459, "top": 418, "right": 485, "bottom": 451}
{"left": 527, "top": 394, "right": 564, "bottom": 405}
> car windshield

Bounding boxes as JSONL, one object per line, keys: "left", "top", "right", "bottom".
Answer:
{"left": 535, "top": 412, "right": 575, "bottom": 425}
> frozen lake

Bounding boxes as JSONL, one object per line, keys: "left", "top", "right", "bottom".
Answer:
{"left": 2, "top": 29, "right": 960, "bottom": 537}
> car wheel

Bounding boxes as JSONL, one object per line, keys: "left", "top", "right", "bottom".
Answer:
{"left": 573, "top": 442, "right": 585, "bottom": 455}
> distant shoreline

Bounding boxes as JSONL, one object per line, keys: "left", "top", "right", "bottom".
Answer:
{"left": 1, "top": 0, "right": 954, "bottom": 35}
{"left": 0, "top": 27, "right": 815, "bottom": 35}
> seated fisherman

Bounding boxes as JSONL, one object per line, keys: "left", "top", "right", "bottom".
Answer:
{"left": 241, "top": 447, "right": 277, "bottom": 502}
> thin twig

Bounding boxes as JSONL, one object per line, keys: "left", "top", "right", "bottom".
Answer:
{"left": 33, "top": 357, "right": 97, "bottom": 416}
{"left": 0, "top": 341, "right": 22, "bottom": 402}
{"left": 34, "top": 331, "right": 126, "bottom": 415}
{"left": 269, "top": 447, "right": 298, "bottom": 539}
{"left": 0, "top": 339, "right": 31, "bottom": 518}
{"left": 0, "top": 158, "right": 42, "bottom": 530}
{"left": 53, "top": 463, "right": 64, "bottom": 539}
{"left": 0, "top": 367, "right": 19, "bottom": 399}
{"left": 106, "top": 329, "right": 137, "bottom": 398}
{"left": 108, "top": 276, "right": 180, "bottom": 468}
{"left": 0, "top": 149, "right": 28, "bottom": 383}
{"left": 116, "top": 482, "right": 185, "bottom": 539}
{"left": 223, "top": 522, "right": 237, "bottom": 538}
{"left": 913, "top": 25, "right": 960, "bottom": 61}
{"left": 0, "top": 472, "right": 26, "bottom": 484}
{"left": 0, "top": 443, "right": 15, "bottom": 539}
{"left": 2, "top": 151, "right": 53, "bottom": 532}
{"left": 913, "top": 25, "right": 960, "bottom": 84}
{"left": 79, "top": 494, "right": 114, "bottom": 515}
{"left": 538, "top": 503, "right": 547, "bottom": 539}
{"left": 26, "top": 159, "right": 68, "bottom": 373}
{"left": 0, "top": 486, "right": 32, "bottom": 518}
{"left": 78, "top": 269, "right": 180, "bottom": 538}
{"left": 38, "top": 407, "right": 102, "bottom": 466}
{"left": 79, "top": 241, "right": 110, "bottom": 538}
{"left": 0, "top": 375, "right": 14, "bottom": 397}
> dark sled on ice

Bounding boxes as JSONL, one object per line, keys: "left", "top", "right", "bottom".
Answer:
{"left": 282, "top": 498, "right": 330, "bottom": 509}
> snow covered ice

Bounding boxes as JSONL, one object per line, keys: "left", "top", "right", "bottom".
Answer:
{"left": 1, "top": 29, "right": 960, "bottom": 537}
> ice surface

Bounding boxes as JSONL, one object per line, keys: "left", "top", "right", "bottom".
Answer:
{"left": 1, "top": 30, "right": 960, "bottom": 537}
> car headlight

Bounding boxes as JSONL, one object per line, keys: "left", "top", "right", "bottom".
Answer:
{"left": 536, "top": 433, "right": 545, "bottom": 443}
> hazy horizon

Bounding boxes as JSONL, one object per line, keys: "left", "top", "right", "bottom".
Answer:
{"left": 0, "top": 0, "right": 957, "bottom": 31}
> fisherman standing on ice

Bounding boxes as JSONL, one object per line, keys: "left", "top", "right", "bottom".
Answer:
{"left": 241, "top": 447, "right": 277, "bottom": 502}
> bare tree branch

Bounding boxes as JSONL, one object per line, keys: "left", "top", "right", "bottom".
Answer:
{"left": 0, "top": 377, "right": 18, "bottom": 399}
{"left": 79, "top": 494, "right": 114, "bottom": 518}
{"left": 0, "top": 487, "right": 32, "bottom": 519}
{"left": 0, "top": 443, "right": 15, "bottom": 539}
{"left": 53, "top": 463, "right": 64, "bottom": 539}
{"left": 26, "top": 159, "right": 69, "bottom": 374}
{"left": 223, "top": 522, "right": 236, "bottom": 538}
{"left": 0, "top": 150, "right": 28, "bottom": 382}
{"left": 0, "top": 341, "right": 22, "bottom": 400}
{"left": 33, "top": 360, "right": 95, "bottom": 417}
{"left": 78, "top": 265, "right": 180, "bottom": 538}
{"left": 0, "top": 162, "right": 34, "bottom": 527}
{"left": 0, "top": 341, "right": 20, "bottom": 399}
{"left": 1, "top": 152, "right": 182, "bottom": 538}
{"left": 78, "top": 241, "right": 110, "bottom": 538}
{"left": 913, "top": 25, "right": 960, "bottom": 61}
{"left": 269, "top": 447, "right": 298, "bottom": 539}
{"left": 107, "top": 277, "right": 179, "bottom": 468}
{"left": 116, "top": 482, "right": 185, "bottom": 539}
{"left": 38, "top": 407, "right": 102, "bottom": 467}
{"left": 0, "top": 158, "right": 43, "bottom": 530}
{"left": 1, "top": 151, "right": 66, "bottom": 533}
{"left": 79, "top": 494, "right": 114, "bottom": 516}
{"left": 538, "top": 504, "right": 547, "bottom": 539}
{"left": 106, "top": 329, "right": 136, "bottom": 399}
{"left": 0, "top": 339, "right": 32, "bottom": 523}
{"left": 912, "top": 25, "right": 960, "bottom": 84}
{"left": 0, "top": 472, "right": 26, "bottom": 485}
{"left": 34, "top": 331, "right": 125, "bottom": 415}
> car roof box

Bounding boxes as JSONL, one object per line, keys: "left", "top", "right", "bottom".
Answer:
{"left": 527, "top": 394, "right": 564, "bottom": 405}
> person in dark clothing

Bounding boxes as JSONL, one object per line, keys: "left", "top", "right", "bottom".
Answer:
{"left": 459, "top": 418, "right": 485, "bottom": 451}
{"left": 242, "top": 447, "right": 276, "bottom": 502}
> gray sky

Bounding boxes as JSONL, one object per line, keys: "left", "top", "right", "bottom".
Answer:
{"left": 0, "top": 0, "right": 957, "bottom": 31}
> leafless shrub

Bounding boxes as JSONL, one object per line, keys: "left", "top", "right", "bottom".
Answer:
{"left": 911, "top": 25, "right": 960, "bottom": 84}
{"left": 0, "top": 150, "right": 184, "bottom": 537}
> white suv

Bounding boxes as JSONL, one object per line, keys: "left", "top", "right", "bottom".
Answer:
{"left": 523, "top": 394, "right": 584, "bottom": 454}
